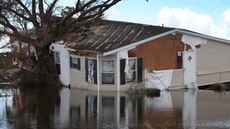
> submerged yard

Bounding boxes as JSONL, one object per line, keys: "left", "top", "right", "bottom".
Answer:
{"left": 0, "top": 87, "right": 230, "bottom": 129}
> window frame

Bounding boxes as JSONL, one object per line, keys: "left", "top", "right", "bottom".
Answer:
{"left": 70, "top": 56, "right": 81, "bottom": 70}
{"left": 53, "top": 51, "right": 61, "bottom": 74}
{"left": 87, "top": 58, "right": 96, "bottom": 84}
{"left": 101, "top": 59, "right": 115, "bottom": 84}
{"left": 54, "top": 51, "right": 60, "bottom": 64}
{"left": 126, "top": 57, "right": 137, "bottom": 83}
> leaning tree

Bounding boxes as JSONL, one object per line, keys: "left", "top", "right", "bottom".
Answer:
{"left": 0, "top": 0, "right": 121, "bottom": 86}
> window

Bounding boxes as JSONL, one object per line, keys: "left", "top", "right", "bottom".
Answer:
{"left": 54, "top": 51, "right": 60, "bottom": 64}
{"left": 177, "top": 52, "right": 182, "bottom": 68}
{"left": 126, "top": 58, "right": 137, "bottom": 83}
{"left": 70, "top": 56, "right": 80, "bottom": 70}
{"left": 53, "top": 51, "right": 60, "bottom": 74}
{"left": 102, "top": 60, "right": 114, "bottom": 84}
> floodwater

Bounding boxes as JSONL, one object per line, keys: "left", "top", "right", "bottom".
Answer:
{"left": 0, "top": 88, "right": 230, "bottom": 129}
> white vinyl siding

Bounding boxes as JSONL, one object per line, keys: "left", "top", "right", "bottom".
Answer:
{"left": 197, "top": 40, "right": 230, "bottom": 74}
{"left": 70, "top": 56, "right": 90, "bottom": 87}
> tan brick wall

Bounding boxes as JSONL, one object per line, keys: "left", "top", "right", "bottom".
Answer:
{"left": 129, "top": 34, "right": 185, "bottom": 70}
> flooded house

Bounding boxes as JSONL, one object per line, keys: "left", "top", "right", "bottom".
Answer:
{"left": 50, "top": 20, "right": 230, "bottom": 91}
{"left": 12, "top": 20, "right": 230, "bottom": 91}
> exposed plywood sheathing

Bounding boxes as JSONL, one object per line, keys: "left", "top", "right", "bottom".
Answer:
{"left": 129, "top": 34, "right": 185, "bottom": 70}
{"left": 68, "top": 20, "right": 174, "bottom": 52}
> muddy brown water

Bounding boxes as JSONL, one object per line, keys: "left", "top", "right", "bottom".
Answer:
{"left": 0, "top": 88, "right": 230, "bottom": 129}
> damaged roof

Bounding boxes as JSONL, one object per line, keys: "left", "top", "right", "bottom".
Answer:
{"left": 66, "top": 20, "right": 175, "bottom": 53}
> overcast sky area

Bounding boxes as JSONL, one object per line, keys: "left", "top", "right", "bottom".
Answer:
{"left": 1, "top": 0, "right": 230, "bottom": 52}
{"left": 104, "top": 0, "right": 230, "bottom": 40}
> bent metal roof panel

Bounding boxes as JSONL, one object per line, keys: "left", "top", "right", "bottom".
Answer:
{"left": 66, "top": 20, "right": 175, "bottom": 53}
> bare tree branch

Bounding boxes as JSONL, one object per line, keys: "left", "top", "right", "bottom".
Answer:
{"left": 46, "top": 0, "right": 58, "bottom": 16}
{"left": 1, "top": 6, "right": 32, "bottom": 22}
{"left": 0, "top": 40, "right": 11, "bottom": 49}
{"left": 17, "top": 0, "right": 32, "bottom": 18}
{"left": 31, "top": 0, "right": 40, "bottom": 28}
{"left": 59, "top": 0, "right": 97, "bottom": 26}
{"left": 0, "top": 14, "right": 18, "bottom": 32}
{"left": 67, "top": 0, "right": 121, "bottom": 26}
{"left": 38, "top": 0, "right": 45, "bottom": 24}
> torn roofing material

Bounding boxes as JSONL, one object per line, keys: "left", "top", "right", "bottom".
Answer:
{"left": 66, "top": 20, "right": 175, "bottom": 53}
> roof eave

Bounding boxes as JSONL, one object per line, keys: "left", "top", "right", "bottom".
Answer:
{"left": 66, "top": 47, "right": 102, "bottom": 54}
{"left": 176, "top": 29, "right": 230, "bottom": 44}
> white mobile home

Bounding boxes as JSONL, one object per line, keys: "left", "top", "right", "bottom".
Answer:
{"left": 50, "top": 20, "right": 230, "bottom": 91}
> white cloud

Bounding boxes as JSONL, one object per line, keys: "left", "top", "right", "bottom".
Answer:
{"left": 222, "top": 9, "right": 230, "bottom": 23}
{"left": 156, "top": 7, "right": 230, "bottom": 40}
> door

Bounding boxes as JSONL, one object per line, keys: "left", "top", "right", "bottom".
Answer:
{"left": 183, "top": 50, "right": 197, "bottom": 89}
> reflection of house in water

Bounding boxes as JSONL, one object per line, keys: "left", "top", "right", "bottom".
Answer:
{"left": 50, "top": 87, "right": 230, "bottom": 129}
{"left": 57, "top": 88, "right": 144, "bottom": 128}
{"left": 144, "top": 91, "right": 184, "bottom": 129}
{"left": 1, "top": 88, "right": 230, "bottom": 129}
{"left": 56, "top": 88, "right": 197, "bottom": 129}
{"left": 138, "top": 90, "right": 197, "bottom": 129}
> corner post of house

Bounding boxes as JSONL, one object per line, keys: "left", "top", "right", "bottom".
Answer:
{"left": 116, "top": 87, "right": 120, "bottom": 128}
{"left": 97, "top": 54, "right": 100, "bottom": 91}
{"left": 181, "top": 34, "right": 207, "bottom": 89}
{"left": 116, "top": 52, "right": 120, "bottom": 91}
{"left": 96, "top": 54, "right": 100, "bottom": 127}
{"left": 116, "top": 51, "right": 121, "bottom": 127}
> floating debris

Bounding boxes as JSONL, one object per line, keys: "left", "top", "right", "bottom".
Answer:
{"left": 145, "top": 88, "right": 161, "bottom": 97}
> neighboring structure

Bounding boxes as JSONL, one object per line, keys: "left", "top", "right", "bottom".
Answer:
{"left": 10, "top": 29, "right": 38, "bottom": 70}
{"left": 45, "top": 20, "right": 230, "bottom": 91}
{"left": 0, "top": 52, "right": 13, "bottom": 70}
